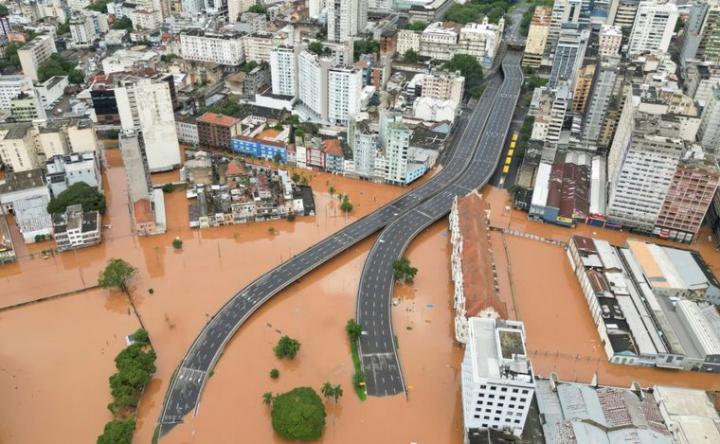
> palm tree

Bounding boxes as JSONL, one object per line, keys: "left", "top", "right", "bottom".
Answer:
{"left": 262, "top": 392, "right": 273, "bottom": 406}
{"left": 321, "top": 382, "right": 333, "bottom": 400}
{"left": 332, "top": 384, "right": 343, "bottom": 403}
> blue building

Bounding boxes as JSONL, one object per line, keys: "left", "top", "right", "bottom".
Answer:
{"left": 231, "top": 137, "right": 288, "bottom": 162}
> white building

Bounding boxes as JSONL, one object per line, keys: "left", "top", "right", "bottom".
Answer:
{"left": 461, "top": 317, "right": 535, "bottom": 438}
{"left": 698, "top": 86, "right": 720, "bottom": 155}
{"left": 598, "top": 24, "right": 622, "bottom": 56}
{"left": 298, "top": 50, "right": 332, "bottom": 121}
{"left": 327, "top": 0, "right": 366, "bottom": 43}
{"left": 270, "top": 46, "right": 297, "bottom": 97}
{"left": 0, "top": 75, "right": 33, "bottom": 110}
{"left": 420, "top": 71, "right": 465, "bottom": 104}
{"left": 0, "top": 123, "right": 39, "bottom": 172}
{"left": 413, "top": 97, "right": 458, "bottom": 123}
{"left": 45, "top": 152, "right": 102, "bottom": 197}
{"left": 34, "top": 75, "right": 68, "bottom": 110}
{"left": 69, "top": 14, "right": 97, "bottom": 47}
{"left": 458, "top": 18, "right": 503, "bottom": 68}
{"left": 348, "top": 115, "right": 379, "bottom": 179}
{"left": 17, "top": 35, "right": 57, "bottom": 82}
{"left": 328, "top": 66, "right": 362, "bottom": 125}
{"left": 115, "top": 77, "right": 181, "bottom": 172}
{"left": 397, "top": 29, "right": 421, "bottom": 55}
{"left": 381, "top": 113, "right": 412, "bottom": 184}
{"left": 180, "top": 30, "right": 245, "bottom": 65}
{"left": 243, "top": 32, "right": 275, "bottom": 63}
{"left": 420, "top": 21, "right": 459, "bottom": 61}
{"left": 627, "top": 1, "right": 678, "bottom": 56}
{"left": 52, "top": 204, "right": 102, "bottom": 251}
{"left": 227, "top": 0, "right": 257, "bottom": 22}
{"left": 101, "top": 49, "right": 159, "bottom": 74}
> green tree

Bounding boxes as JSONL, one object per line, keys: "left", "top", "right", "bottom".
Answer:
{"left": 402, "top": 49, "right": 419, "bottom": 64}
{"left": 404, "top": 21, "right": 427, "bottom": 31}
{"left": 68, "top": 69, "right": 84, "bottom": 85}
{"left": 113, "top": 16, "right": 133, "bottom": 31}
{"left": 331, "top": 384, "right": 343, "bottom": 403}
{"left": 273, "top": 152, "right": 283, "bottom": 164}
{"left": 287, "top": 214, "right": 296, "bottom": 222}
{"left": 131, "top": 328, "right": 150, "bottom": 345}
{"left": 87, "top": 0, "right": 111, "bottom": 13}
{"left": 270, "top": 368, "right": 280, "bottom": 379}
{"left": 1, "top": 43, "right": 21, "bottom": 68}
{"left": 308, "top": 41, "right": 330, "bottom": 56}
{"left": 392, "top": 257, "right": 418, "bottom": 283}
{"left": 345, "top": 319, "right": 362, "bottom": 342}
{"left": 98, "top": 258, "right": 137, "bottom": 294}
{"left": 248, "top": 4, "right": 267, "bottom": 13}
{"left": 57, "top": 18, "right": 71, "bottom": 34}
{"left": 340, "top": 195, "right": 353, "bottom": 213}
{"left": 274, "top": 335, "right": 301, "bottom": 359}
{"left": 328, "top": 185, "right": 335, "bottom": 196}
{"left": 97, "top": 419, "right": 136, "bottom": 444}
{"left": 321, "top": 382, "right": 333, "bottom": 400}
{"left": 47, "top": 182, "right": 106, "bottom": 215}
{"left": 172, "top": 238, "right": 183, "bottom": 249}
{"left": 263, "top": 391, "right": 274, "bottom": 406}
{"left": 353, "top": 39, "right": 380, "bottom": 61}
{"left": 445, "top": 54, "right": 484, "bottom": 95}
{"left": 0, "top": 4, "right": 8, "bottom": 16}
{"left": 270, "top": 387, "right": 326, "bottom": 441}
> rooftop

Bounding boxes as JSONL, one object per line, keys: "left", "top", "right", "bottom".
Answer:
{"left": 197, "top": 112, "right": 240, "bottom": 127}
{"left": 468, "top": 317, "right": 533, "bottom": 384}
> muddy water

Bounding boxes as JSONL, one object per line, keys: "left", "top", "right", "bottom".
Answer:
{"left": 0, "top": 288, "right": 140, "bottom": 443}
{"left": 159, "top": 223, "right": 464, "bottom": 444}
{"left": 483, "top": 186, "right": 720, "bottom": 390}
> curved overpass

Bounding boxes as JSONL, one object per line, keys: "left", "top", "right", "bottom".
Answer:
{"left": 156, "top": 57, "right": 509, "bottom": 436}
{"left": 356, "top": 52, "right": 524, "bottom": 396}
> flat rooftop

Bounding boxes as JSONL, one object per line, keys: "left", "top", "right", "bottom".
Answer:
{"left": 468, "top": 317, "right": 533, "bottom": 384}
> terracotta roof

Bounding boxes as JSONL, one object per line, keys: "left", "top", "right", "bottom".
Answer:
{"left": 226, "top": 160, "right": 246, "bottom": 177}
{"left": 198, "top": 112, "right": 240, "bottom": 127}
{"left": 457, "top": 192, "right": 508, "bottom": 319}
{"left": 133, "top": 199, "right": 154, "bottom": 224}
{"left": 322, "top": 139, "right": 343, "bottom": 157}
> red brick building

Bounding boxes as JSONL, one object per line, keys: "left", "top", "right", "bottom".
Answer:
{"left": 197, "top": 112, "right": 241, "bottom": 149}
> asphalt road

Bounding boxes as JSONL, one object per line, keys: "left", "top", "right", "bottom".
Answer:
{"left": 156, "top": 58, "right": 510, "bottom": 436}
{"left": 356, "top": 52, "right": 524, "bottom": 397}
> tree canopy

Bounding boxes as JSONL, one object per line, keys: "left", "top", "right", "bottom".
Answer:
{"left": 404, "top": 21, "right": 427, "bottom": 31}
{"left": 37, "top": 53, "right": 84, "bottom": 84}
{"left": 97, "top": 419, "right": 135, "bottom": 444}
{"left": 112, "top": 16, "right": 133, "bottom": 31}
{"left": 345, "top": 319, "right": 362, "bottom": 342}
{"left": 271, "top": 387, "right": 326, "bottom": 441}
{"left": 392, "top": 257, "right": 418, "bottom": 283}
{"left": 444, "top": 0, "right": 510, "bottom": 24}
{"left": 87, "top": 0, "right": 112, "bottom": 13}
{"left": 0, "top": 4, "right": 9, "bottom": 17}
{"left": 274, "top": 335, "right": 301, "bottom": 359}
{"left": 248, "top": 4, "right": 267, "bottom": 13}
{"left": 98, "top": 258, "right": 137, "bottom": 294}
{"left": 402, "top": 49, "right": 419, "bottom": 64}
{"left": 47, "top": 182, "right": 106, "bottom": 215}
{"left": 444, "top": 54, "right": 484, "bottom": 97}
{"left": 353, "top": 39, "right": 379, "bottom": 61}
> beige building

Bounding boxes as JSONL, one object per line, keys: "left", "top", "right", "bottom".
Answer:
{"left": 397, "top": 29, "right": 421, "bottom": 55}
{"left": 522, "top": 6, "right": 551, "bottom": 68}
{"left": 243, "top": 32, "right": 275, "bottom": 63}
{"left": 421, "top": 71, "right": 465, "bottom": 105}
{"left": 17, "top": 35, "right": 57, "bottom": 81}
{"left": 572, "top": 64, "right": 596, "bottom": 114}
{"left": 599, "top": 25, "right": 622, "bottom": 56}
{"left": 0, "top": 123, "right": 39, "bottom": 172}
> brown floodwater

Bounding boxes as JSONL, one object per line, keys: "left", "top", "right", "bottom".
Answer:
{"left": 0, "top": 288, "right": 140, "bottom": 443}
{"left": 2, "top": 152, "right": 719, "bottom": 444}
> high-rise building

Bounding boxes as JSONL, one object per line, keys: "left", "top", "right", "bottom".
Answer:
{"left": 114, "top": 76, "right": 181, "bottom": 172}
{"left": 548, "top": 24, "right": 589, "bottom": 89}
{"left": 654, "top": 147, "right": 720, "bottom": 242}
{"left": 297, "top": 50, "right": 332, "bottom": 121}
{"left": 269, "top": 46, "right": 297, "bottom": 97}
{"left": 380, "top": 113, "right": 412, "bottom": 184}
{"left": 461, "top": 317, "right": 535, "bottom": 439}
{"left": 420, "top": 71, "right": 465, "bottom": 104}
{"left": 582, "top": 58, "right": 621, "bottom": 142}
{"left": 0, "top": 123, "right": 40, "bottom": 172}
{"left": 598, "top": 24, "right": 623, "bottom": 56}
{"left": 680, "top": 1, "right": 720, "bottom": 65}
{"left": 180, "top": 30, "right": 245, "bottom": 65}
{"left": 547, "top": 0, "right": 582, "bottom": 53}
{"left": 17, "top": 35, "right": 57, "bottom": 82}
{"left": 572, "top": 64, "right": 596, "bottom": 113}
{"left": 609, "top": 0, "right": 640, "bottom": 30}
{"left": 227, "top": 0, "right": 256, "bottom": 22}
{"left": 607, "top": 113, "right": 685, "bottom": 231}
{"left": 327, "top": 0, "right": 366, "bottom": 43}
{"left": 327, "top": 66, "right": 362, "bottom": 125}
{"left": 523, "top": 6, "right": 552, "bottom": 68}
{"left": 0, "top": 75, "right": 34, "bottom": 110}
{"left": 348, "top": 115, "right": 379, "bottom": 179}
{"left": 698, "top": 86, "right": 720, "bottom": 155}
{"left": 627, "top": 1, "right": 678, "bottom": 56}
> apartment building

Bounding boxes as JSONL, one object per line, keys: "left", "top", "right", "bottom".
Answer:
{"left": 0, "top": 75, "right": 33, "bottom": 110}
{"left": 582, "top": 58, "right": 621, "bottom": 143}
{"left": 297, "top": 50, "right": 332, "bottom": 121}
{"left": 180, "top": 30, "right": 245, "bottom": 65}
{"left": 461, "top": 317, "right": 535, "bottom": 438}
{"left": 114, "top": 76, "right": 181, "bottom": 172}
{"left": 572, "top": 64, "right": 596, "bottom": 114}
{"left": 698, "top": 86, "right": 720, "bottom": 155}
{"left": 607, "top": 114, "right": 684, "bottom": 232}
{"left": 654, "top": 147, "right": 720, "bottom": 242}
{"left": 197, "top": 112, "right": 241, "bottom": 149}
{"left": 327, "top": 0, "right": 366, "bottom": 43}
{"left": 627, "top": 1, "right": 678, "bottom": 56}
{"left": 680, "top": 0, "right": 720, "bottom": 65}
{"left": 348, "top": 116, "right": 379, "bottom": 180}
{"left": 421, "top": 71, "right": 465, "bottom": 104}
{"left": 598, "top": 24, "right": 622, "bottom": 56}
{"left": 458, "top": 18, "right": 503, "bottom": 68}
{"left": 327, "top": 66, "right": 362, "bottom": 125}
{"left": 0, "top": 123, "right": 39, "bottom": 172}
{"left": 243, "top": 32, "right": 275, "bottom": 63}
{"left": 17, "top": 35, "right": 57, "bottom": 81}
{"left": 10, "top": 92, "right": 46, "bottom": 121}
{"left": 269, "top": 46, "right": 297, "bottom": 97}
{"left": 548, "top": 24, "right": 589, "bottom": 89}
{"left": 609, "top": 0, "right": 640, "bottom": 30}
{"left": 69, "top": 13, "right": 97, "bottom": 47}
{"left": 522, "top": 6, "right": 552, "bottom": 68}
{"left": 397, "top": 29, "right": 421, "bottom": 55}
{"left": 52, "top": 204, "right": 102, "bottom": 251}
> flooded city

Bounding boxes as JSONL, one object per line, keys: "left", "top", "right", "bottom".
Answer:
{"left": 2, "top": 149, "right": 719, "bottom": 444}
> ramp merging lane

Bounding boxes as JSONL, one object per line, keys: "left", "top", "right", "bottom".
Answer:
{"left": 156, "top": 57, "right": 509, "bottom": 436}
{"left": 356, "top": 52, "right": 524, "bottom": 397}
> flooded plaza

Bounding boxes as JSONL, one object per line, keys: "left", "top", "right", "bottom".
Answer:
{"left": 1, "top": 149, "right": 719, "bottom": 443}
